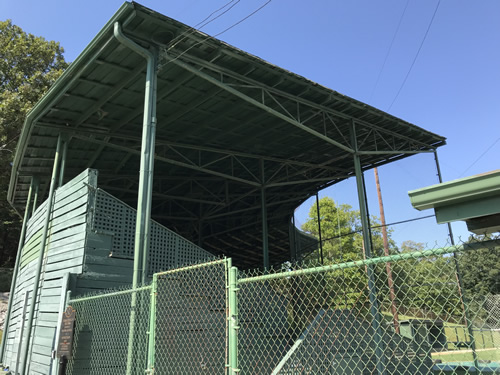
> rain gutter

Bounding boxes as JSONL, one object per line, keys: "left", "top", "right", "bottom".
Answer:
{"left": 7, "top": 2, "right": 135, "bottom": 209}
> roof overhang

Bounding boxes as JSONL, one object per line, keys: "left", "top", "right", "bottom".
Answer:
{"left": 409, "top": 170, "right": 500, "bottom": 234}
{"left": 9, "top": 2, "right": 446, "bottom": 267}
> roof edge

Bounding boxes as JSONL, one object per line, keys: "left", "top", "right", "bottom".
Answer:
{"left": 7, "top": 2, "right": 136, "bottom": 207}
{"left": 409, "top": 170, "right": 500, "bottom": 211}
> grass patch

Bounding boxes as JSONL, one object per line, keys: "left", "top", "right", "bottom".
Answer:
{"left": 432, "top": 348, "right": 500, "bottom": 363}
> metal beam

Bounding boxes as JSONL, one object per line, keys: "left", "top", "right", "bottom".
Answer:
{"left": 101, "top": 185, "right": 226, "bottom": 206}
{"left": 358, "top": 149, "right": 434, "bottom": 155}
{"left": 74, "top": 65, "right": 145, "bottom": 127}
{"left": 266, "top": 176, "right": 348, "bottom": 188}
{"left": 71, "top": 134, "right": 262, "bottom": 187}
{"left": 163, "top": 53, "right": 356, "bottom": 154}
{"left": 166, "top": 50, "right": 441, "bottom": 150}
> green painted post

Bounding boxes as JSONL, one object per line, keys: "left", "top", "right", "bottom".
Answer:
{"left": 142, "top": 48, "right": 158, "bottom": 284}
{"left": 58, "top": 138, "right": 68, "bottom": 187}
{"left": 351, "top": 121, "right": 386, "bottom": 375}
{"left": 31, "top": 178, "right": 39, "bottom": 216}
{"left": 315, "top": 192, "right": 324, "bottom": 264}
{"left": 147, "top": 275, "right": 157, "bottom": 374}
{"left": 0, "top": 177, "right": 37, "bottom": 363}
{"left": 260, "top": 160, "right": 269, "bottom": 270}
{"left": 114, "top": 21, "right": 158, "bottom": 375}
{"left": 20, "top": 134, "right": 62, "bottom": 375}
{"left": 228, "top": 266, "right": 239, "bottom": 374}
{"left": 434, "top": 150, "right": 479, "bottom": 370}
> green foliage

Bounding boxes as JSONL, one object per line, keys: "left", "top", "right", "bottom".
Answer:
{"left": 299, "top": 199, "right": 468, "bottom": 321}
{"left": 0, "top": 20, "right": 67, "bottom": 266}
{"left": 301, "top": 197, "right": 396, "bottom": 262}
{"left": 458, "top": 238, "right": 500, "bottom": 296}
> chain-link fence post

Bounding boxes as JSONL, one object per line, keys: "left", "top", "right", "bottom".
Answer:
{"left": 147, "top": 274, "right": 157, "bottom": 374}
{"left": 228, "top": 266, "right": 240, "bottom": 374}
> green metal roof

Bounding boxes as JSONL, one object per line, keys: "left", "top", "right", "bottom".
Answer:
{"left": 9, "top": 2, "right": 446, "bottom": 268}
{"left": 408, "top": 170, "right": 500, "bottom": 233}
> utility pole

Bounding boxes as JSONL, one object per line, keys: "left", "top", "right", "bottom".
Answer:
{"left": 374, "top": 167, "right": 400, "bottom": 334}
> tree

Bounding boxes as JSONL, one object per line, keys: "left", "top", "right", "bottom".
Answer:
{"left": 301, "top": 197, "right": 396, "bottom": 263}
{"left": 297, "top": 197, "right": 398, "bottom": 315}
{"left": 459, "top": 237, "right": 500, "bottom": 296}
{"left": 0, "top": 20, "right": 67, "bottom": 267}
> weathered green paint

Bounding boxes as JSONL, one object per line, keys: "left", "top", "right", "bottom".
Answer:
{"left": 0, "top": 177, "right": 36, "bottom": 362}
{"left": 20, "top": 134, "right": 62, "bottom": 375}
{"left": 113, "top": 20, "right": 159, "bottom": 375}
{"left": 2, "top": 170, "right": 95, "bottom": 374}
{"left": 113, "top": 21, "right": 158, "bottom": 289}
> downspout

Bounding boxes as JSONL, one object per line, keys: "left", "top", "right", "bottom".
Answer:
{"left": 113, "top": 22, "right": 158, "bottom": 375}
{"left": 20, "top": 135, "right": 63, "bottom": 375}
{"left": 0, "top": 177, "right": 37, "bottom": 363}
{"left": 113, "top": 21, "right": 158, "bottom": 287}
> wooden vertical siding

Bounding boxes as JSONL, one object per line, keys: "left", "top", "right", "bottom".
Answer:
{"left": 3, "top": 168, "right": 215, "bottom": 374}
{"left": 4, "top": 169, "right": 95, "bottom": 374}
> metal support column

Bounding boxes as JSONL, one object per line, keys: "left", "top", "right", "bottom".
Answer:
{"left": 114, "top": 22, "right": 158, "bottom": 375}
{"left": 433, "top": 150, "right": 479, "bottom": 369}
{"left": 0, "top": 177, "right": 37, "bottom": 363}
{"left": 315, "top": 192, "right": 324, "bottom": 264}
{"left": 290, "top": 214, "right": 297, "bottom": 262}
{"left": 20, "top": 135, "right": 63, "bottom": 375}
{"left": 114, "top": 21, "right": 158, "bottom": 287}
{"left": 228, "top": 266, "right": 239, "bottom": 374}
{"left": 147, "top": 274, "right": 157, "bottom": 373}
{"left": 31, "top": 180, "right": 40, "bottom": 217}
{"left": 351, "top": 121, "right": 386, "bottom": 375}
{"left": 58, "top": 138, "right": 68, "bottom": 187}
{"left": 260, "top": 160, "right": 269, "bottom": 270}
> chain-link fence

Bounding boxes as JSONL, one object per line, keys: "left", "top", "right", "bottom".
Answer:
{"left": 63, "top": 238, "right": 499, "bottom": 374}
{"left": 237, "top": 238, "right": 500, "bottom": 374}
{"left": 66, "top": 285, "right": 152, "bottom": 375}
{"left": 153, "top": 259, "right": 229, "bottom": 374}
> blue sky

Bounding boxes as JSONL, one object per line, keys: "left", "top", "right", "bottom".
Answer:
{"left": 2, "top": 0, "right": 499, "bottom": 248}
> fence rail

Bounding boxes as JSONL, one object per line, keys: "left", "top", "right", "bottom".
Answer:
{"left": 65, "top": 238, "right": 499, "bottom": 374}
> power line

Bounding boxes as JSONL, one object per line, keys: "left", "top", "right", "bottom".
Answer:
{"left": 300, "top": 214, "right": 436, "bottom": 253}
{"left": 162, "top": 0, "right": 272, "bottom": 68}
{"left": 387, "top": 0, "right": 441, "bottom": 111}
{"left": 458, "top": 136, "right": 500, "bottom": 177}
{"left": 369, "top": 0, "right": 410, "bottom": 102}
{"left": 212, "top": 0, "right": 272, "bottom": 37}
{"left": 167, "top": 0, "right": 242, "bottom": 51}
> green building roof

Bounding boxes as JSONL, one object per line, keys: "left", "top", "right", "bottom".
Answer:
{"left": 9, "top": 2, "right": 446, "bottom": 267}
{"left": 408, "top": 170, "right": 500, "bottom": 234}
